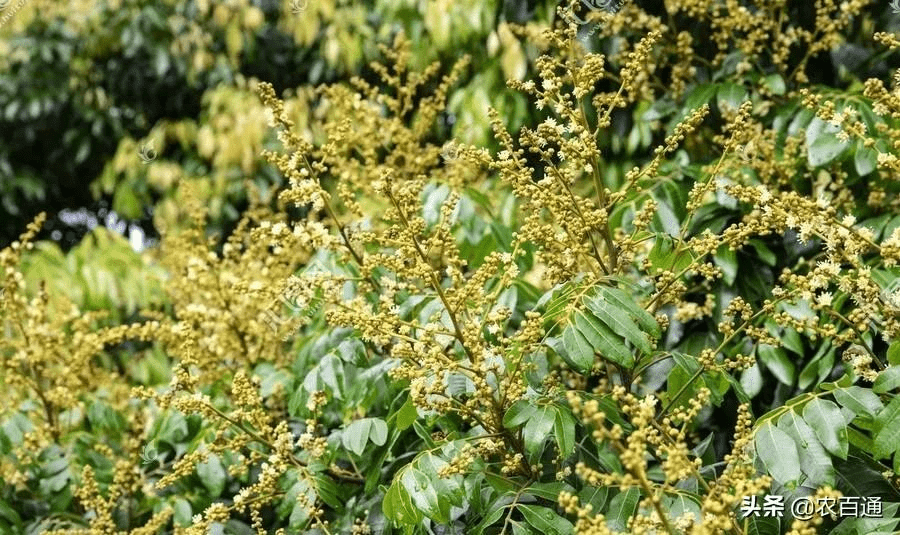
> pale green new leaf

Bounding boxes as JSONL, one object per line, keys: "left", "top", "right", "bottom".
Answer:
{"left": 754, "top": 421, "right": 802, "bottom": 487}
{"left": 803, "top": 398, "right": 848, "bottom": 459}
{"left": 874, "top": 366, "right": 900, "bottom": 394}
{"left": 777, "top": 411, "right": 835, "bottom": 487}
{"left": 832, "top": 386, "right": 883, "bottom": 418}
{"left": 342, "top": 418, "right": 374, "bottom": 456}
{"left": 400, "top": 467, "right": 449, "bottom": 523}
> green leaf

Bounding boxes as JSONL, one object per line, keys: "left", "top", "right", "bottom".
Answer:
{"left": 504, "top": 400, "right": 537, "bottom": 428}
{"left": 777, "top": 411, "right": 835, "bottom": 487}
{"left": 383, "top": 478, "right": 424, "bottom": 526}
{"left": 553, "top": 404, "right": 576, "bottom": 457}
{"left": 518, "top": 505, "right": 575, "bottom": 535}
{"left": 585, "top": 293, "right": 652, "bottom": 354}
{"left": 525, "top": 481, "right": 576, "bottom": 501}
{"left": 888, "top": 342, "right": 900, "bottom": 366}
{"left": 472, "top": 496, "right": 511, "bottom": 535}
{"left": 763, "top": 74, "right": 786, "bottom": 96}
{"left": 874, "top": 366, "right": 900, "bottom": 394}
{"left": 597, "top": 286, "right": 661, "bottom": 339}
{"left": 746, "top": 515, "right": 780, "bottom": 535}
{"left": 757, "top": 344, "right": 795, "bottom": 386}
{"left": 573, "top": 309, "right": 633, "bottom": 368}
{"left": 561, "top": 325, "right": 595, "bottom": 373}
{"left": 831, "top": 503, "right": 900, "bottom": 535}
{"left": 649, "top": 235, "right": 694, "bottom": 274}
{"left": 754, "top": 421, "right": 802, "bottom": 487}
{"left": 740, "top": 362, "right": 764, "bottom": 398}
{"left": 748, "top": 239, "right": 777, "bottom": 266}
{"left": 343, "top": 418, "right": 374, "bottom": 456}
{"left": 314, "top": 474, "right": 343, "bottom": 509}
{"left": 400, "top": 467, "right": 449, "bottom": 523}
{"left": 197, "top": 454, "right": 226, "bottom": 497}
{"left": 537, "top": 282, "right": 580, "bottom": 326}
{"left": 663, "top": 494, "right": 701, "bottom": 525}
{"left": 394, "top": 396, "right": 418, "bottom": 431}
{"left": 807, "top": 118, "right": 850, "bottom": 167}
{"left": 0, "top": 500, "right": 22, "bottom": 530}
{"left": 713, "top": 245, "right": 738, "bottom": 285}
{"left": 606, "top": 487, "right": 640, "bottom": 532}
{"left": 683, "top": 83, "right": 718, "bottom": 113}
{"left": 523, "top": 405, "right": 556, "bottom": 457}
{"left": 873, "top": 396, "right": 900, "bottom": 459}
{"left": 832, "top": 386, "right": 884, "bottom": 418}
{"left": 369, "top": 418, "right": 388, "bottom": 446}
{"left": 855, "top": 144, "right": 878, "bottom": 176}
{"left": 717, "top": 82, "right": 747, "bottom": 111}
{"left": 172, "top": 498, "right": 192, "bottom": 527}
{"left": 803, "top": 398, "right": 849, "bottom": 459}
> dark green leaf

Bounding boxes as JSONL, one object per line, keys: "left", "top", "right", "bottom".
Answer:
{"left": 597, "top": 286, "right": 661, "bottom": 339}
{"left": 606, "top": 487, "right": 640, "bottom": 532}
{"left": 518, "top": 505, "right": 575, "bottom": 535}
{"left": 561, "top": 325, "right": 595, "bottom": 373}
{"left": 757, "top": 344, "right": 794, "bottom": 386}
{"left": 584, "top": 293, "right": 651, "bottom": 354}
{"left": 553, "top": 404, "right": 576, "bottom": 457}
{"left": 574, "top": 310, "right": 633, "bottom": 368}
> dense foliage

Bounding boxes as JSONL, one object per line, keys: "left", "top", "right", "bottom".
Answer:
{"left": 3, "top": 0, "right": 900, "bottom": 534}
